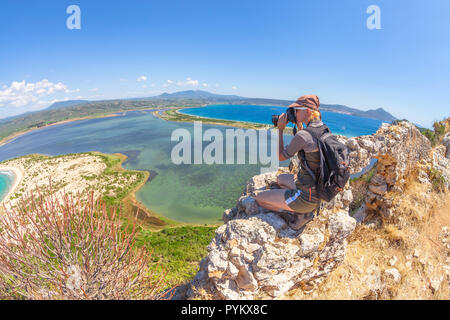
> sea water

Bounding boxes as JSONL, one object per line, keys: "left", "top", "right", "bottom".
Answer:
{"left": 180, "top": 104, "right": 384, "bottom": 137}
{"left": 0, "top": 171, "right": 14, "bottom": 202}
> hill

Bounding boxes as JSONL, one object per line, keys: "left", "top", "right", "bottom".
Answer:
{"left": 45, "top": 100, "right": 90, "bottom": 110}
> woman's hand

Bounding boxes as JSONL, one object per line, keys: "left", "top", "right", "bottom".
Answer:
{"left": 278, "top": 113, "right": 287, "bottom": 131}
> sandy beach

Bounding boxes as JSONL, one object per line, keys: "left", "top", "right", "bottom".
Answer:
{"left": 0, "top": 165, "right": 24, "bottom": 203}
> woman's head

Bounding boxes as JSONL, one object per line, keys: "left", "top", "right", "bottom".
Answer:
{"left": 289, "top": 94, "right": 321, "bottom": 125}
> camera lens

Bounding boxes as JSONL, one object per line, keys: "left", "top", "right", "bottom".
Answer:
{"left": 271, "top": 115, "right": 279, "bottom": 127}
{"left": 287, "top": 108, "right": 296, "bottom": 123}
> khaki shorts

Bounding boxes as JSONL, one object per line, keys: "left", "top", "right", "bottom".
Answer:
{"left": 284, "top": 189, "right": 319, "bottom": 214}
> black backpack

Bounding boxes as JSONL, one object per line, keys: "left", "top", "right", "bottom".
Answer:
{"left": 299, "top": 124, "right": 350, "bottom": 202}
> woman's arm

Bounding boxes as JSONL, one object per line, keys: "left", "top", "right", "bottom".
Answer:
{"left": 277, "top": 113, "right": 288, "bottom": 161}
{"left": 278, "top": 128, "right": 288, "bottom": 161}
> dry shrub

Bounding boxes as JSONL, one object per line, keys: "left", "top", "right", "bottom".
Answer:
{"left": 0, "top": 186, "right": 173, "bottom": 300}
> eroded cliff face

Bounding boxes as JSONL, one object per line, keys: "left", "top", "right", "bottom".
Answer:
{"left": 182, "top": 121, "right": 449, "bottom": 300}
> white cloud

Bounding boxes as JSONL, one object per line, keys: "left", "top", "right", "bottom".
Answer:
{"left": 65, "top": 88, "right": 80, "bottom": 93}
{"left": 163, "top": 78, "right": 207, "bottom": 88}
{"left": 90, "top": 88, "right": 99, "bottom": 92}
{"left": 232, "top": 86, "right": 238, "bottom": 90}
{"left": 0, "top": 79, "right": 70, "bottom": 108}
{"left": 163, "top": 80, "right": 174, "bottom": 88}
{"left": 176, "top": 77, "right": 199, "bottom": 87}
{"left": 137, "top": 75, "right": 148, "bottom": 82}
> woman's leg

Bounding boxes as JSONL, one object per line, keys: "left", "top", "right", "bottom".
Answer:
{"left": 255, "top": 189, "right": 294, "bottom": 212}
{"left": 276, "top": 174, "right": 296, "bottom": 189}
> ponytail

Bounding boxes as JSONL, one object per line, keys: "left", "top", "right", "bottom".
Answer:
{"left": 310, "top": 110, "right": 321, "bottom": 120}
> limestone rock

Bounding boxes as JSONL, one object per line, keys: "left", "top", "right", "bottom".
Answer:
{"left": 238, "top": 196, "right": 259, "bottom": 216}
{"left": 364, "top": 265, "right": 384, "bottom": 295}
{"left": 188, "top": 172, "right": 356, "bottom": 299}
{"left": 389, "top": 256, "right": 398, "bottom": 267}
{"left": 431, "top": 147, "right": 450, "bottom": 190}
{"left": 184, "top": 121, "right": 444, "bottom": 300}
{"left": 352, "top": 204, "right": 367, "bottom": 223}
{"left": 384, "top": 268, "right": 401, "bottom": 283}
{"left": 443, "top": 132, "right": 450, "bottom": 159}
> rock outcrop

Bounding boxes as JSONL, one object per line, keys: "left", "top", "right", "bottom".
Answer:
{"left": 181, "top": 121, "right": 449, "bottom": 300}
{"left": 186, "top": 170, "right": 356, "bottom": 299}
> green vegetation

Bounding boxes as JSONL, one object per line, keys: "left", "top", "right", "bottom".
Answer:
{"left": 349, "top": 164, "right": 377, "bottom": 213}
{"left": 136, "top": 225, "right": 217, "bottom": 286}
{"left": 417, "top": 117, "right": 449, "bottom": 146}
{"left": 350, "top": 164, "right": 377, "bottom": 184}
{"left": 428, "top": 168, "right": 446, "bottom": 193}
{"left": 0, "top": 188, "right": 170, "bottom": 300}
{"left": 160, "top": 109, "right": 269, "bottom": 130}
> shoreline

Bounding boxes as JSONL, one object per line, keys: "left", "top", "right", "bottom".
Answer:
{"left": 0, "top": 107, "right": 167, "bottom": 148}
{"left": 115, "top": 152, "right": 220, "bottom": 229}
{"left": 155, "top": 108, "right": 273, "bottom": 131}
{"left": 177, "top": 109, "right": 271, "bottom": 128}
{"left": 107, "top": 152, "right": 182, "bottom": 230}
{"left": 0, "top": 165, "right": 24, "bottom": 203}
{"left": 0, "top": 114, "right": 119, "bottom": 147}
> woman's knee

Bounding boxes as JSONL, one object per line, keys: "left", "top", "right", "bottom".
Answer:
{"left": 276, "top": 174, "right": 289, "bottom": 184}
{"left": 277, "top": 174, "right": 295, "bottom": 189}
{"left": 255, "top": 192, "right": 262, "bottom": 204}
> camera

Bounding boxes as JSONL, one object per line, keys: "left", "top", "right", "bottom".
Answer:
{"left": 272, "top": 107, "right": 297, "bottom": 127}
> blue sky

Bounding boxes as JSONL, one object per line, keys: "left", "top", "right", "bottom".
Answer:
{"left": 0, "top": 0, "right": 449, "bottom": 127}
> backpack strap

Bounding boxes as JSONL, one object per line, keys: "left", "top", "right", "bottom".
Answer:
{"left": 304, "top": 124, "right": 331, "bottom": 141}
{"left": 299, "top": 124, "right": 329, "bottom": 184}
{"left": 299, "top": 150, "right": 317, "bottom": 184}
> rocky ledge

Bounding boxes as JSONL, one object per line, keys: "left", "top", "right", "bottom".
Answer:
{"left": 179, "top": 121, "right": 449, "bottom": 300}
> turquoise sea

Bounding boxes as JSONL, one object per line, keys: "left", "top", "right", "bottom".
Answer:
{"left": 0, "top": 106, "right": 383, "bottom": 223}
{"left": 0, "top": 171, "right": 14, "bottom": 202}
{"left": 180, "top": 104, "right": 384, "bottom": 137}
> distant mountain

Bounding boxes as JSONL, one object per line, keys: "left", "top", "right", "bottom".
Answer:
{"left": 156, "top": 91, "right": 396, "bottom": 121}
{"left": 157, "top": 90, "right": 242, "bottom": 100}
{"left": 359, "top": 107, "right": 397, "bottom": 122}
{"left": 45, "top": 100, "right": 90, "bottom": 110}
{"left": 319, "top": 104, "right": 397, "bottom": 122}
{"left": 35, "top": 91, "right": 396, "bottom": 122}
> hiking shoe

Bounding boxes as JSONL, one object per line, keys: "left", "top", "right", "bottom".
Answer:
{"left": 278, "top": 211, "right": 297, "bottom": 224}
{"left": 288, "top": 212, "right": 315, "bottom": 231}
{"left": 267, "top": 181, "right": 281, "bottom": 189}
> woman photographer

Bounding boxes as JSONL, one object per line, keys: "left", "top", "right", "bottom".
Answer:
{"left": 255, "top": 95, "right": 323, "bottom": 230}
